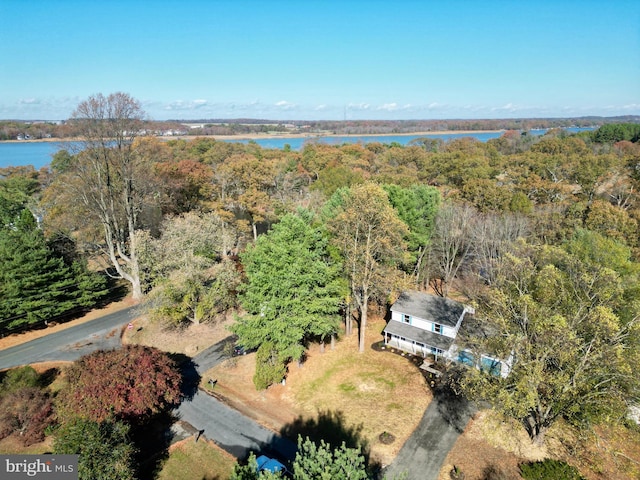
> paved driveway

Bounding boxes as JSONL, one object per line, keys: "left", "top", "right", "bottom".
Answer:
{"left": 177, "top": 389, "right": 297, "bottom": 461}
{"left": 176, "top": 340, "right": 297, "bottom": 462}
{"left": 382, "top": 389, "right": 475, "bottom": 480}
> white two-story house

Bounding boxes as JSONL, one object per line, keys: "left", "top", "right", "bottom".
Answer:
{"left": 382, "top": 290, "right": 511, "bottom": 377}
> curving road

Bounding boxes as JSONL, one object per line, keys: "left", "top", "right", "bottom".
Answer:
{"left": 0, "top": 308, "right": 471, "bottom": 478}
{"left": 0, "top": 307, "right": 137, "bottom": 370}
{"left": 0, "top": 309, "right": 297, "bottom": 464}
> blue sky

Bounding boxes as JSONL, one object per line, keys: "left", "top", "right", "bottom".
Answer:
{"left": 1, "top": 0, "right": 638, "bottom": 120}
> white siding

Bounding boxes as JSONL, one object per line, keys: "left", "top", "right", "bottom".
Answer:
{"left": 391, "top": 311, "right": 457, "bottom": 339}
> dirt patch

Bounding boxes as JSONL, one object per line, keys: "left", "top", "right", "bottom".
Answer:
{"left": 0, "top": 435, "right": 54, "bottom": 454}
{"left": 122, "top": 312, "right": 236, "bottom": 355}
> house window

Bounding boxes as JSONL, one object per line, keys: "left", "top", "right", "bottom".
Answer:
{"left": 481, "top": 356, "right": 502, "bottom": 376}
{"left": 403, "top": 314, "right": 411, "bottom": 324}
{"left": 433, "top": 323, "right": 443, "bottom": 334}
{"left": 458, "top": 350, "right": 475, "bottom": 366}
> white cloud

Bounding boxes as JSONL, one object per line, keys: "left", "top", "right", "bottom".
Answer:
{"left": 19, "top": 98, "right": 40, "bottom": 105}
{"left": 378, "top": 103, "right": 398, "bottom": 111}
{"left": 491, "top": 102, "right": 518, "bottom": 112}
{"left": 347, "top": 103, "right": 370, "bottom": 110}
{"left": 275, "top": 100, "right": 296, "bottom": 109}
{"left": 164, "top": 99, "right": 209, "bottom": 111}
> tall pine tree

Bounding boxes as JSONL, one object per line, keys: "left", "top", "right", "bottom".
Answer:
{"left": 232, "top": 210, "right": 344, "bottom": 389}
{"left": 0, "top": 209, "right": 107, "bottom": 330}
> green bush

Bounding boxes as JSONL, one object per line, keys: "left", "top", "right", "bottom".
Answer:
{"left": 519, "top": 459, "right": 584, "bottom": 480}
{"left": 0, "top": 366, "right": 40, "bottom": 396}
{"left": 253, "top": 342, "right": 287, "bottom": 390}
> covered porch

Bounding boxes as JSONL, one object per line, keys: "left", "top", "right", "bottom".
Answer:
{"left": 382, "top": 321, "right": 454, "bottom": 360}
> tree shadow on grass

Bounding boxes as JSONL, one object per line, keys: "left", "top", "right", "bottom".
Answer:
{"left": 37, "top": 367, "right": 60, "bottom": 388}
{"left": 133, "top": 410, "right": 179, "bottom": 480}
{"left": 280, "top": 409, "right": 384, "bottom": 477}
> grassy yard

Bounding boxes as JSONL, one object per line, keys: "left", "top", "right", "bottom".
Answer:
{"left": 3, "top": 305, "right": 639, "bottom": 480}
{"left": 157, "top": 438, "right": 236, "bottom": 480}
{"left": 203, "top": 315, "right": 431, "bottom": 467}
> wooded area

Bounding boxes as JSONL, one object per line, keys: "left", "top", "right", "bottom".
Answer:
{"left": 2, "top": 93, "right": 640, "bottom": 451}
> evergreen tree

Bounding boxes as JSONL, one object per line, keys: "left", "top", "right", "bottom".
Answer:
{"left": 0, "top": 208, "right": 107, "bottom": 330}
{"left": 232, "top": 211, "right": 343, "bottom": 389}
{"left": 292, "top": 436, "right": 369, "bottom": 480}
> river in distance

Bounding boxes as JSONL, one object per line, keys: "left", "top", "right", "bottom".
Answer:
{"left": 0, "top": 128, "right": 592, "bottom": 170}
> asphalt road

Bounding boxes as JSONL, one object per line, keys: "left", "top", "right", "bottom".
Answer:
{"left": 0, "top": 306, "right": 138, "bottom": 370}
{"left": 0, "top": 308, "right": 470, "bottom": 476}
{"left": 179, "top": 340, "right": 298, "bottom": 462}
{"left": 0, "top": 316, "right": 297, "bottom": 464}
{"left": 383, "top": 391, "right": 475, "bottom": 480}
{"left": 178, "top": 389, "right": 297, "bottom": 461}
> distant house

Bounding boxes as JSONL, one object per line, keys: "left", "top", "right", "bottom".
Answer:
{"left": 383, "top": 290, "right": 510, "bottom": 377}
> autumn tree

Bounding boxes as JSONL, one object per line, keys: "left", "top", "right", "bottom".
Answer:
{"left": 44, "top": 93, "right": 157, "bottom": 300}
{"left": 461, "top": 241, "right": 640, "bottom": 444}
{"left": 0, "top": 166, "right": 42, "bottom": 226}
{"left": 140, "top": 211, "right": 242, "bottom": 326}
{"left": 327, "top": 183, "right": 407, "bottom": 353}
{"left": 232, "top": 211, "right": 343, "bottom": 388}
{"left": 57, "top": 345, "right": 182, "bottom": 423}
{"left": 212, "top": 153, "right": 276, "bottom": 240}
{"left": 153, "top": 137, "right": 215, "bottom": 213}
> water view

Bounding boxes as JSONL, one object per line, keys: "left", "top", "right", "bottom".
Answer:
{"left": 0, "top": 128, "right": 592, "bottom": 170}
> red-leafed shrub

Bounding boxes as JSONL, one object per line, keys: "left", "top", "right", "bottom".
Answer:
{"left": 58, "top": 345, "right": 182, "bottom": 423}
{"left": 0, "top": 387, "right": 55, "bottom": 446}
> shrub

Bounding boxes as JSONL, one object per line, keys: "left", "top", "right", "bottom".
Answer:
{"left": 519, "top": 459, "right": 585, "bottom": 480}
{"left": 54, "top": 418, "right": 136, "bottom": 480}
{"left": 0, "top": 365, "right": 40, "bottom": 396}
{"left": 0, "top": 387, "right": 55, "bottom": 445}
{"left": 482, "top": 464, "right": 509, "bottom": 480}
{"left": 253, "top": 342, "right": 286, "bottom": 390}
{"left": 57, "top": 345, "right": 182, "bottom": 423}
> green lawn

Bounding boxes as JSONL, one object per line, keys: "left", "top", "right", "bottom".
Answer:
{"left": 157, "top": 439, "right": 236, "bottom": 480}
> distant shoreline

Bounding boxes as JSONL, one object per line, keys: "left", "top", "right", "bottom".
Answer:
{"left": 0, "top": 129, "right": 505, "bottom": 144}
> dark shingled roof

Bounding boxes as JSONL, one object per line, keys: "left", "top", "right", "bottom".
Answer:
{"left": 383, "top": 321, "right": 455, "bottom": 350}
{"left": 390, "top": 291, "right": 465, "bottom": 328}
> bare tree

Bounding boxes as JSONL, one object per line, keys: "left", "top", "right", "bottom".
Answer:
{"left": 62, "top": 93, "right": 151, "bottom": 300}
{"left": 427, "top": 202, "right": 474, "bottom": 297}
{"left": 470, "top": 212, "right": 529, "bottom": 285}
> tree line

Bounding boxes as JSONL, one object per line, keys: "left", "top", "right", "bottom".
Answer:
{"left": 4, "top": 92, "right": 640, "bottom": 451}
{"left": 3, "top": 115, "right": 639, "bottom": 141}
